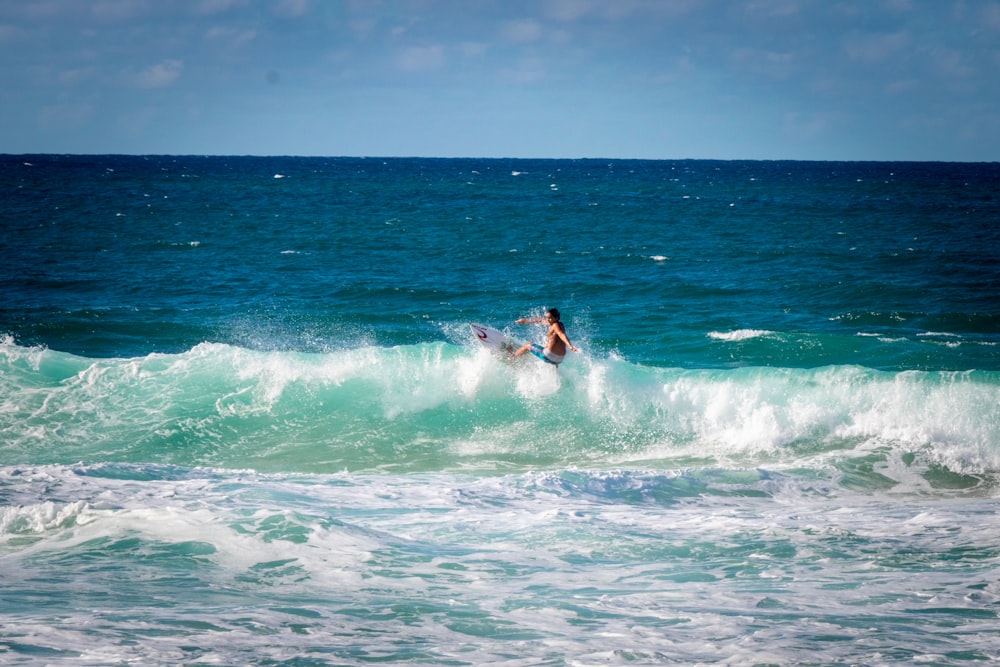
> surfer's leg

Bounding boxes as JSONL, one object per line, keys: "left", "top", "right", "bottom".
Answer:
{"left": 528, "top": 343, "right": 557, "bottom": 363}
{"left": 532, "top": 344, "right": 563, "bottom": 365}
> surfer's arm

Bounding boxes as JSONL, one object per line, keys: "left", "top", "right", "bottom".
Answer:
{"left": 554, "top": 325, "right": 579, "bottom": 352}
{"left": 516, "top": 317, "right": 545, "bottom": 324}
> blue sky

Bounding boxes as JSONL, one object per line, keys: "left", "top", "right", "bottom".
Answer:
{"left": 2, "top": 0, "right": 998, "bottom": 160}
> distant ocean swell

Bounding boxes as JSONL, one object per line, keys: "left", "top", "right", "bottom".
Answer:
{"left": 3, "top": 337, "right": 997, "bottom": 490}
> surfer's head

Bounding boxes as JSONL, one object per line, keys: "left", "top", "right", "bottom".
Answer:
{"left": 545, "top": 308, "right": 560, "bottom": 322}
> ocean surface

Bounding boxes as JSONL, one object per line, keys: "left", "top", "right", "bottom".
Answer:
{"left": 2, "top": 154, "right": 999, "bottom": 666}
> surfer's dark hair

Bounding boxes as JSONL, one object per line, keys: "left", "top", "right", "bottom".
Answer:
{"left": 546, "top": 308, "right": 561, "bottom": 321}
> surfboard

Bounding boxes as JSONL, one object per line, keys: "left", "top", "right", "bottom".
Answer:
{"left": 470, "top": 323, "right": 519, "bottom": 357}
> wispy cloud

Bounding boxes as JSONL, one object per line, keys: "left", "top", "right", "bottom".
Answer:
{"left": 205, "top": 26, "right": 257, "bottom": 49}
{"left": 501, "top": 19, "right": 543, "bottom": 43}
{"left": 1, "top": 0, "right": 997, "bottom": 159}
{"left": 133, "top": 59, "right": 184, "bottom": 88}
{"left": 397, "top": 45, "right": 444, "bottom": 73}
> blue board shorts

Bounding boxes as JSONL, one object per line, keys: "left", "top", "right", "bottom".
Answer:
{"left": 529, "top": 343, "right": 564, "bottom": 365}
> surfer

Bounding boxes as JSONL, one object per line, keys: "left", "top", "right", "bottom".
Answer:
{"left": 513, "top": 308, "right": 579, "bottom": 365}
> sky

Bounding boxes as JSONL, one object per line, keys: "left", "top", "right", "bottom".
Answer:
{"left": 1, "top": 0, "right": 999, "bottom": 161}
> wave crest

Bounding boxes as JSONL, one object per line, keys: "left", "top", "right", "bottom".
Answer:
{"left": 1, "top": 340, "right": 998, "bottom": 487}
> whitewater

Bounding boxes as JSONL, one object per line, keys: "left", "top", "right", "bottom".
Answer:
{"left": 2, "top": 155, "right": 999, "bottom": 665}
{"left": 3, "top": 337, "right": 999, "bottom": 477}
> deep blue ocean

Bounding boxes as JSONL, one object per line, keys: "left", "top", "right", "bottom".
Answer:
{"left": 2, "top": 154, "right": 999, "bottom": 665}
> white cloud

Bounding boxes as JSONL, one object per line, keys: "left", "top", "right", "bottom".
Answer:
{"left": 134, "top": 59, "right": 184, "bottom": 88}
{"left": 730, "top": 46, "right": 796, "bottom": 79}
{"left": 501, "top": 19, "right": 543, "bottom": 43}
{"left": 275, "top": 0, "right": 309, "bottom": 19}
{"left": 648, "top": 54, "right": 696, "bottom": 84}
{"left": 982, "top": 2, "right": 1000, "bottom": 31}
{"left": 543, "top": 0, "right": 700, "bottom": 22}
{"left": 57, "top": 66, "right": 97, "bottom": 86}
{"left": 397, "top": 45, "right": 444, "bottom": 72}
{"left": 205, "top": 26, "right": 257, "bottom": 48}
{"left": 843, "top": 31, "right": 910, "bottom": 64}
{"left": 500, "top": 57, "right": 547, "bottom": 84}
{"left": 39, "top": 101, "right": 94, "bottom": 129}
{"left": 543, "top": 0, "right": 597, "bottom": 22}
{"left": 458, "top": 41, "right": 489, "bottom": 57}
{"left": 195, "top": 0, "right": 245, "bottom": 16}
{"left": 781, "top": 110, "right": 836, "bottom": 140}
{"left": 743, "top": 0, "right": 801, "bottom": 19}
{"left": 90, "top": 0, "right": 151, "bottom": 22}
{"left": 350, "top": 19, "right": 377, "bottom": 39}
{"left": 0, "top": 23, "right": 26, "bottom": 42}
{"left": 931, "top": 48, "right": 975, "bottom": 80}
{"left": 885, "top": 78, "right": 919, "bottom": 95}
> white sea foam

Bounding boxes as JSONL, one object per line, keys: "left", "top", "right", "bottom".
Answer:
{"left": 0, "top": 500, "right": 89, "bottom": 538}
{"left": 2, "top": 462, "right": 998, "bottom": 665}
{"left": 707, "top": 329, "right": 774, "bottom": 341}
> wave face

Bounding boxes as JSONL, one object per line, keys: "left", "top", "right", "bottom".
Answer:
{"left": 4, "top": 338, "right": 998, "bottom": 493}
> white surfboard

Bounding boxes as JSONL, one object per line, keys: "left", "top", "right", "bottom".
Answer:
{"left": 470, "top": 323, "right": 519, "bottom": 357}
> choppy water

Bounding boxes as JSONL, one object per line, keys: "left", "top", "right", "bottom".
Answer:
{"left": 2, "top": 155, "right": 999, "bottom": 665}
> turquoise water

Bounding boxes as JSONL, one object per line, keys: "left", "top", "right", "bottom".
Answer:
{"left": 2, "top": 155, "right": 999, "bottom": 665}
